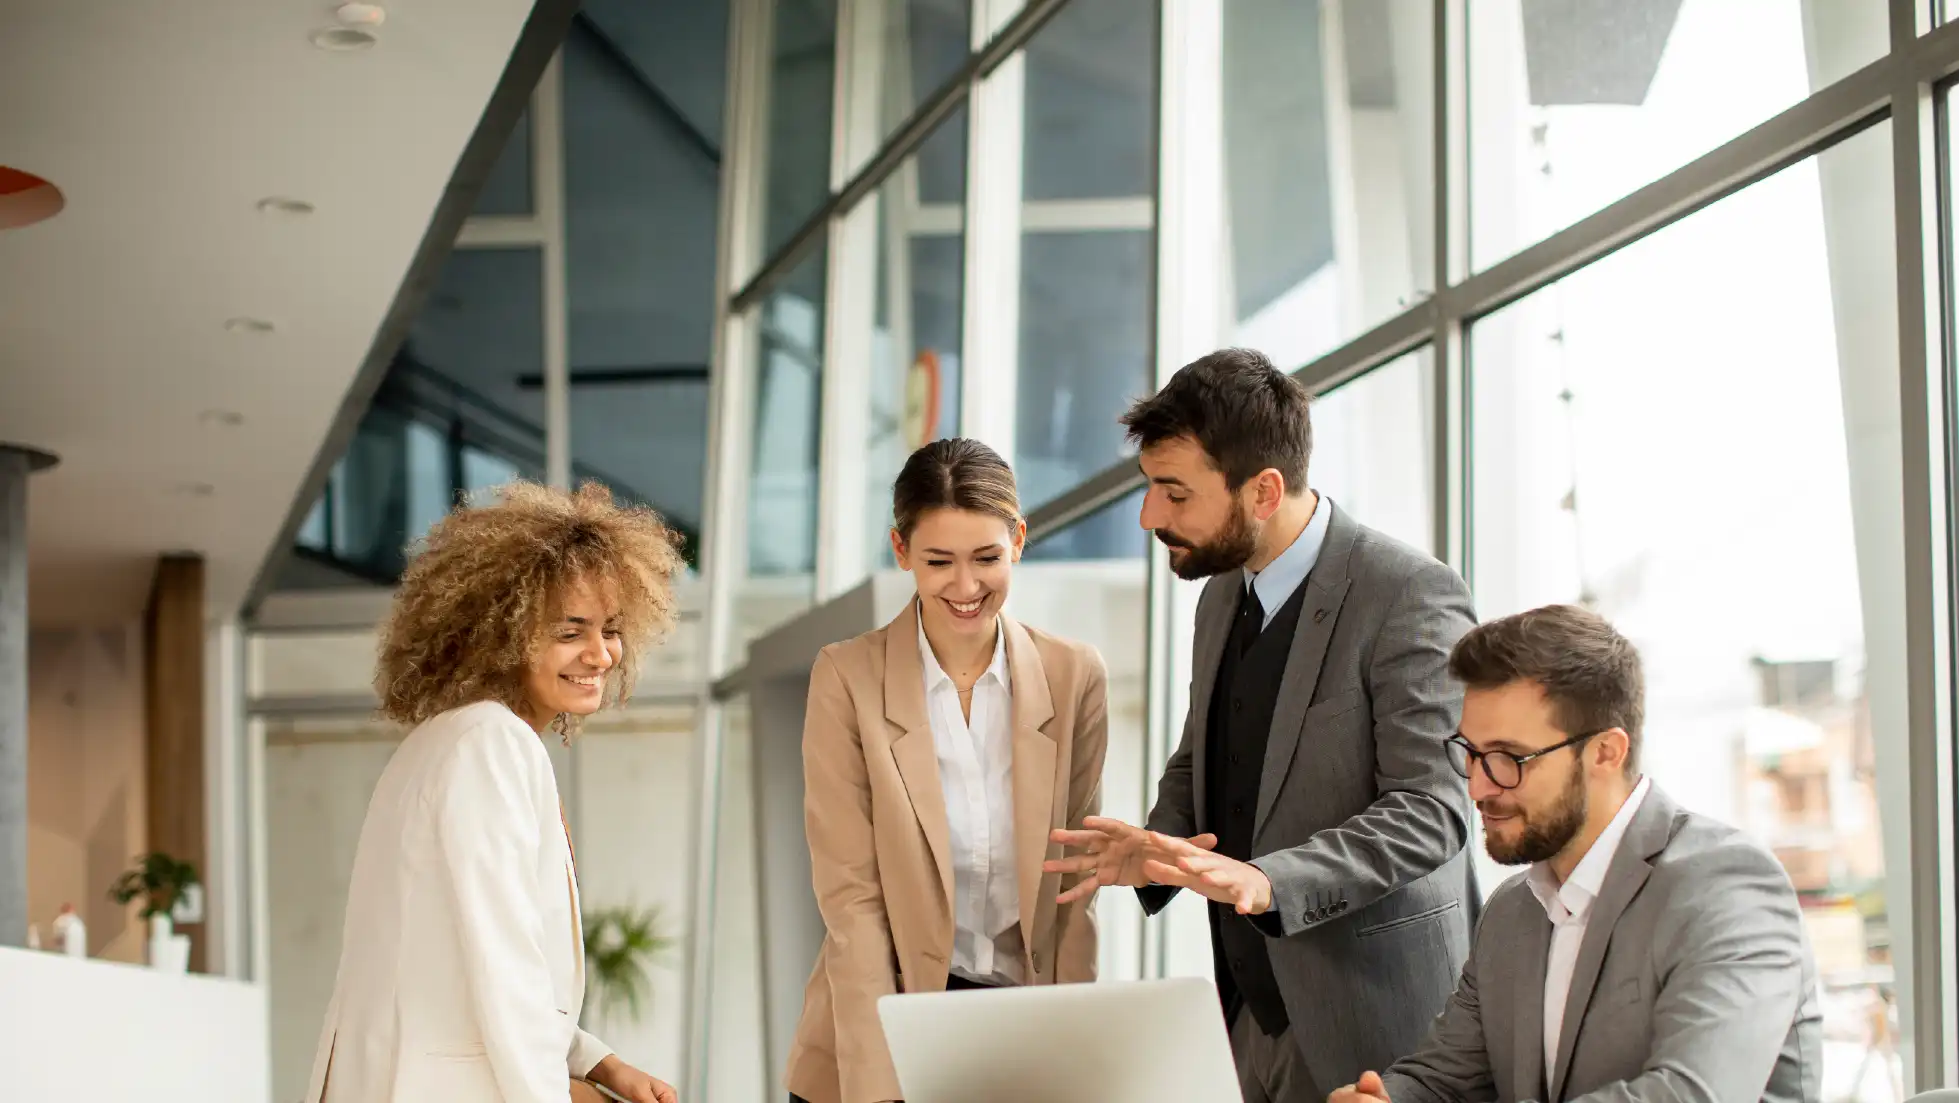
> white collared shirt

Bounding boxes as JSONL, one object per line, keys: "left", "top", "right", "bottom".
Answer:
{"left": 918, "top": 610, "right": 1024, "bottom": 985}
{"left": 1241, "top": 491, "right": 1331, "bottom": 629}
{"left": 1527, "top": 776, "right": 1651, "bottom": 1081}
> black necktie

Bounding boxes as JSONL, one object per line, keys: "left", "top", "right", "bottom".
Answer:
{"left": 1232, "top": 583, "right": 1266, "bottom": 657}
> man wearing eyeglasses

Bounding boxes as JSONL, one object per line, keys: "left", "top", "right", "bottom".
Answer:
{"left": 1331, "top": 604, "right": 1820, "bottom": 1103}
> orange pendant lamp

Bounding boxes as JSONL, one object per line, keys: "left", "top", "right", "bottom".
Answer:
{"left": 0, "top": 166, "right": 65, "bottom": 229}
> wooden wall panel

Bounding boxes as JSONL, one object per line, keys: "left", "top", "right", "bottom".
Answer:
{"left": 143, "top": 555, "right": 204, "bottom": 973}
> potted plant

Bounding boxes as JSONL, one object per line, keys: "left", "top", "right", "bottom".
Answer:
{"left": 108, "top": 852, "right": 200, "bottom": 969}
{"left": 582, "top": 904, "right": 674, "bottom": 1026}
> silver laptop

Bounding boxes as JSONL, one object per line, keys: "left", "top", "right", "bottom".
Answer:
{"left": 878, "top": 976, "right": 1244, "bottom": 1103}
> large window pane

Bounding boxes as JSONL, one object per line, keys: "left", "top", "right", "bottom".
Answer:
{"left": 565, "top": 6, "right": 727, "bottom": 565}
{"left": 865, "top": 109, "right": 968, "bottom": 575}
{"left": 475, "top": 106, "right": 533, "bottom": 216}
{"left": 1020, "top": 490, "right": 1150, "bottom": 980}
{"left": 1024, "top": 488, "right": 1148, "bottom": 564}
{"left": 1016, "top": 229, "right": 1153, "bottom": 511}
{"left": 1310, "top": 349, "right": 1434, "bottom": 554}
{"left": 1472, "top": 122, "right": 1905, "bottom": 1101}
{"left": 740, "top": 244, "right": 827, "bottom": 660}
{"left": 1022, "top": 0, "right": 1155, "bottom": 201}
{"left": 1013, "top": 1, "right": 1156, "bottom": 520}
{"left": 278, "top": 245, "right": 547, "bottom": 589}
{"left": 761, "top": 0, "right": 839, "bottom": 261}
{"left": 1469, "top": 0, "right": 1886, "bottom": 270}
{"left": 405, "top": 247, "right": 548, "bottom": 441}
{"left": 857, "top": 0, "right": 972, "bottom": 163}
{"left": 1218, "top": 0, "right": 1435, "bottom": 367}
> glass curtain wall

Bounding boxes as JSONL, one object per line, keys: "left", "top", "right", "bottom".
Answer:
{"left": 693, "top": 0, "right": 1959, "bottom": 1099}
{"left": 258, "top": 6, "right": 732, "bottom": 1100}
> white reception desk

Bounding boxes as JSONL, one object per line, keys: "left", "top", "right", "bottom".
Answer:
{"left": 0, "top": 946, "right": 269, "bottom": 1102}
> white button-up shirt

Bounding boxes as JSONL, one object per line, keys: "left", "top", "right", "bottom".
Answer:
{"left": 1526, "top": 775, "right": 1651, "bottom": 1082}
{"left": 918, "top": 612, "right": 1023, "bottom": 985}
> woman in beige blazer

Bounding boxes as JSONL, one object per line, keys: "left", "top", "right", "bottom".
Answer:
{"left": 786, "top": 438, "right": 1110, "bottom": 1103}
{"left": 304, "top": 482, "right": 684, "bottom": 1103}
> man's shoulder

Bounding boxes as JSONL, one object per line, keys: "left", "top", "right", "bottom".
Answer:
{"left": 1343, "top": 516, "right": 1461, "bottom": 592}
{"left": 1482, "top": 867, "right": 1540, "bottom": 917}
{"left": 1323, "top": 514, "right": 1470, "bottom": 627}
{"left": 1646, "top": 805, "right": 1796, "bottom": 897}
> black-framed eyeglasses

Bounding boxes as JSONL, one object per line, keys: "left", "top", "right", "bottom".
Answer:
{"left": 1445, "top": 731, "right": 1601, "bottom": 790}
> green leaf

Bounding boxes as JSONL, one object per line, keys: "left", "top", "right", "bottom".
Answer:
{"left": 105, "top": 852, "right": 201, "bottom": 919}
{"left": 581, "top": 904, "right": 675, "bottom": 1026}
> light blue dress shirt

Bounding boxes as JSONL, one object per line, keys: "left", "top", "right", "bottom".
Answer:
{"left": 1243, "top": 492, "right": 1332, "bottom": 629}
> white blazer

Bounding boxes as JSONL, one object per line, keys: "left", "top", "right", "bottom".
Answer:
{"left": 304, "top": 700, "right": 611, "bottom": 1103}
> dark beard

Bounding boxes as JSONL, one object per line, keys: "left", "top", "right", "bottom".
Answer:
{"left": 1155, "top": 502, "right": 1258, "bottom": 580}
{"left": 1484, "top": 758, "right": 1588, "bottom": 865}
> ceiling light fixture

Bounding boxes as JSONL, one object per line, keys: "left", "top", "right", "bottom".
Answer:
{"left": 336, "top": 2, "right": 387, "bottom": 26}
{"left": 199, "top": 409, "right": 246, "bottom": 428}
{"left": 311, "top": 3, "right": 385, "bottom": 50}
{"left": 256, "top": 196, "right": 315, "bottom": 217}
{"left": 310, "top": 26, "right": 376, "bottom": 50}
{"left": 224, "top": 317, "right": 275, "bottom": 334}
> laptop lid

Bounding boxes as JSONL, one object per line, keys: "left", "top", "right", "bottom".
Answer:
{"left": 878, "top": 977, "right": 1244, "bottom": 1103}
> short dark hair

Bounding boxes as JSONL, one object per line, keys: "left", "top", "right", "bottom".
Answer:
{"left": 1119, "top": 348, "right": 1312, "bottom": 491}
{"left": 1449, "top": 604, "right": 1645, "bottom": 772}
{"left": 891, "top": 437, "right": 1021, "bottom": 539}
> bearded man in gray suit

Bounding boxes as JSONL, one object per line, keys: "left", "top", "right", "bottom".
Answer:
{"left": 1333, "top": 605, "right": 1820, "bottom": 1103}
{"left": 1047, "top": 349, "right": 1480, "bottom": 1103}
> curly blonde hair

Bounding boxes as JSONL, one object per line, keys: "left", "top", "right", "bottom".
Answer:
{"left": 376, "top": 480, "right": 685, "bottom": 738}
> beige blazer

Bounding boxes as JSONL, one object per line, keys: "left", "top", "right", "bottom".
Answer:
{"left": 785, "top": 604, "right": 1109, "bottom": 1103}
{"left": 305, "top": 700, "right": 610, "bottom": 1103}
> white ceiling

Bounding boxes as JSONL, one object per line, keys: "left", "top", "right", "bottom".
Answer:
{"left": 0, "top": 0, "right": 540, "bottom": 626}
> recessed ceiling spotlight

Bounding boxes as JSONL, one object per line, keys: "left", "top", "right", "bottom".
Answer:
{"left": 199, "top": 409, "right": 246, "bottom": 428}
{"left": 312, "top": 3, "right": 383, "bottom": 49}
{"left": 310, "top": 25, "right": 377, "bottom": 51}
{"left": 256, "top": 196, "right": 315, "bottom": 217}
{"left": 172, "top": 482, "right": 216, "bottom": 498}
{"left": 224, "top": 317, "right": 275, "bottom": 334}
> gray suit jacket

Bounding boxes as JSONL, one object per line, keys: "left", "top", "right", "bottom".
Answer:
{"left": 1142, "top": 500, "right": 1480, "bottom": 1085}
{"left": 1384, "top": 785, "right": 1822, "bottom": 1103}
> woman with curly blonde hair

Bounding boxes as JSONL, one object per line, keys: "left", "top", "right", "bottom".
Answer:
{"left": 304, "top": 481, "right": 685, "bottom": 1103}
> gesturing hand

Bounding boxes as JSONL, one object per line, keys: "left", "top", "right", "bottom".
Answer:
{"left": 1329, "top": 1071, "right": 1392, "bottom": 1102}
{"left": 1140, "top": 831, "right": 1273, "bottom": 916}
{"left": 1045, "top": 817, "right": 1218, "bottom": 905}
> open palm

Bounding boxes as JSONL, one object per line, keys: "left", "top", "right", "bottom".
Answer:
{"left": 1047, "top": 817, "right": 1217, "bottom": 904}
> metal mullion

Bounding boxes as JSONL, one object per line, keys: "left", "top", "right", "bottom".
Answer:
{"left": 958, "top": 0, "right": 1029, "bottom": 460}
{"left": 815, "top": 0, "right": 885, "bottom": 597}
{"left": 1433, "top": 0, "right": 1469, "bottom": 573}
{"left": 1437, "top": 21, "right": 1959, "bottom": 335}
{"left": 684, "top": 0, "right": 769, "bottom": 1094}
{"left": 1448, "top": 110, "right": 1892, "bottom": 326}
{"left": 1910, "top": 13, "right": 1959, "bottom": 86}
{"left": 1141, "top": 0, "right": 1206, "bottom": 983}
{"left": 730, "top": 0, "right": 1070, "bottom": 314}
{"left": 535, "top": 52, "right": 571, "bottom": 493}
{"left": 1893, "top": 0, "right": 1959, "bottom": 1090}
